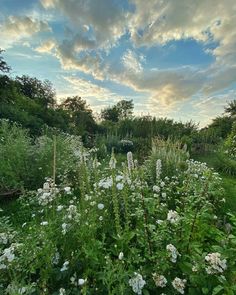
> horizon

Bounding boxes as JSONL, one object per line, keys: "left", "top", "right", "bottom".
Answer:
{"left": 0, "top": 0, "right": 236, "bottom": 127}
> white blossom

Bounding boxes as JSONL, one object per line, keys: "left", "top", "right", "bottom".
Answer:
{"left": 118, "top": 252, "right": 124, "bottom": 260}
{"left": 127, "top": 151, "right": 134, "bottom": 172}
{"left": 172, "top": 277, "right": 186, "bottom": 294}
{"left": 152, "top": 273, "right": 167, "bottom": 288}
{"left": 97, "top": 203, "right": 104, "bottom": 210}
{"left": 167, "top": 210, "right": 180, "bottom": 224}
{"left": 205, "top": 252, "right": 227, "bottom": 274}
{"left": 129, "top": 272, "right": 146, "bottom": 295}
{"left": 78, "top": 279, "right": 85, "bottom": 286}
{"left": 156, "top": 159, "right": 162, "bottom": 180}
{"left": 116, "top": 182, "right": 124, "bottom": 190}
{"left": 60, "top": 261, "right": 69, "bottom": 272}
{"left": 166, "top": 244, "right": 180, "bottom": 263}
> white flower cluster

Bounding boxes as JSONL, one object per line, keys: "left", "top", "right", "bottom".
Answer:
{"left": 0, "top": 232, "right": 14, "bottom": 245}
{"left": 127, "top": 151, "right": 134, "bottom": 172}
{"left": 0, "top": 244, "right": 17, "bottom": 269}
{"left": 167, "top": 210, "right": 180, "bottom": 224}
{"left": 152, "top": 273, "right": 167, "bottom": 288}
{"left": 156, "top": 159, "right": 162, "bottom": 180}
{"left": 129, "top": 272, "right": 146, "bottom": 295}
{"left": 205, "top": 252, "right": 227, "bottom": 274}
{"left": 98, "top": 177, "right": 113, "bottom": 189}
{"left": 172, "top": 277, "right": 187, "bottom": 294}
{"left": 37, "top": 180, "right": 58, "bottom": 206}
{"left": 166, "top": 244, "right": 180, "bottom": 263}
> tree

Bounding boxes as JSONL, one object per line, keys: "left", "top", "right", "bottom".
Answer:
{"left": 0, "top": 49, "right": 11, "bottom": 73}
{"left": 101, "top": 99, "right": 134, "bottom": 122}
{"left": 225, "top": 100, "right": 236, "bottom": 117}
{"left": 116, "top": 99, "right": 134, "bottom": 120}
{"left": 59, "top": 96, "right": 96, "bottom": 135}
{"left": 101, "top": 105, "right": 120, "bottom": 122}
{"left": 16, "top": 75, "right": 56, "bottom": 108}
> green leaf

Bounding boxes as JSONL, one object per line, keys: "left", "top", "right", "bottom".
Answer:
{"left": 212, "top": 286, "right": 224, "bottom": 295}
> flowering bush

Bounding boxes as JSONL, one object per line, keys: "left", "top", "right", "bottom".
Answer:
{"left": 0, "top": 144, "right": 236, "bottom": 294}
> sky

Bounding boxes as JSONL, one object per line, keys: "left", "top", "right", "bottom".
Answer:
{"left": 0, "top": 0, "right": 236, "bottom": 127}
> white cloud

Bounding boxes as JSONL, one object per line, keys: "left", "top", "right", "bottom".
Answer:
{"left": 122, "top": 49, "right": 144, "bottom": 73}
{"left": 0, "top": 16, "right": 50, "bottom": 49}
{"left": 60, "top": 76, "right": 122, "bottom": 110}
{"left": 35, "top": 39, "right": 55, "bottom": 53}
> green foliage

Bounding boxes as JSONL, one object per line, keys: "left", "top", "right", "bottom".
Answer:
{"left": 0, "top": 120, "right": 83, "bottom": 191}
{"left": 145, "top": 138, "right": 189, "bottom": 182}
{"left": 0, "top": 120, "right": 32, "bottom": 191}
{"left": 0, "top": 146, "right": 235, "bottom": 294}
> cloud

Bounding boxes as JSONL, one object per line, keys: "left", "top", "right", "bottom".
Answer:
{"left": 122, "top": 49, "right": 144, "bottom": 73}
{"left": 35, "top": 39, "right": 56, "bottom": 53}
{"left": 40, "top": 0, "right": 128, "bottom": 49}
{"left": 0, "top": 16, "right": 50, "bottom": 48}
{"left": 59, "top": 76, "right": 122, "bottom": 110}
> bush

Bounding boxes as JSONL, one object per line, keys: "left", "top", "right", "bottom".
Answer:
{"left": 0, "top": 146, "right": 235, "bottom": 294}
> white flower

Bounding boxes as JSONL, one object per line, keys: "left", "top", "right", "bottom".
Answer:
{"left": 57, "top": 205, "right": 64, "bottom": 211}
{"left": 97, "top": 203, "right": 104, "bottom": 210}
{"left": 64, "top": 186, "right": 71, "bottom": 193}
{"left": 167, "top": 210, "right": 180, "bottom": 224}
{"left": 156, "top": 159, "right": 162, "bottom": 180}
{"left": 78, "top": 278, "right": 85, "bottom": 286}
{"left": 116, "top": 175, "right": 123, "bottom": 182}
{"left": 127, "top": 151, "right": 134, "bottom": 172}
{"left": 161, "top": 192, "right": 167, "bottom": 199}
{"left": 43, "top": 182, "right": 50, "bottom": 190}
{"left": 156, "top": 220, "right": 164, "bottom": 225}
{"left": 152, "top": 273, "right": 167, "bottom": 288}
{"left": 40, "top": 221, "right": 48, "bottom": 226}
{"left": 99, "top": 216, "right": 103, "bottom": 221}
{"left": 160, "top": 181, "right": 165, "bottom": 187}
{"left": 60, "top": 261, "right": 69, "bottom": 272}
{"left": 59, "top": 288, "right": 66, "bottom": 295}
{"left": 116, "top": 183, "right": 124, "bottom": 190}
{"left": 118, "top": 252, "right": 124, "bottom": 260}
{"left": 172, "top": 277, "right": 186, "bottom": 294}
{"left": 205, "top": 252, "right": 227, "bottom": 274}
{"left": 166, "top": 244, "right": 180, "bottom": 263}
{"left": 153, "top": 185, "right": 160, "bottom": 193}
{"left": 129, "top": 272, "right": 146, "bottom": 295}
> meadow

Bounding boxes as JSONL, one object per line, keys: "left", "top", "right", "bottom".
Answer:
{"left": 0, "top": 119, "right": 236, "bottom": 295}
{"left": 0, "top": 51, "right": 236, "bottom": 294}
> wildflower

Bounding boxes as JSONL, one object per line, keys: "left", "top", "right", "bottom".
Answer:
{"left": 152, "top": 273, "right": 167, "bottom": 288}
{"left": 40, "top": 221, "right": 48, "bottom": 226}
{"left": 172, "top": 277, "right": 186, "bottom": 294}
{"left": 167, "top": 210, "right": 180, "bottom": 224}
{"left": 98, "top": 177, "right": 113, "bottom": 189}
{"left": 0, "top": 233, "right": 8, "bottom": 245}
{"left": 127, "top": 151, "right": 134, "bottom": 172}
{"left": 205, "top": 252, "right": 227, "bottom": 274}
{"left": 129, "top": 272, "right": 146, "bottom": 295}
{"left": 57, "top": 205, "right": 64, "bottom": 211}
{"left": 156, "top": 220, "right": 164, "bottom": 225}
{"left": 59, "top": 288, "right": 66, "bottom": 295}
{"left": 156, "top": 159, "right": 162, "bottom": 180}
{"left": 160, "top": 181, "right": 165, "bottom": 187}
{"left": 78, "top": 279, "right": 85, "bottom": 286}
{"left": 52, "top": 251, "right": 60, "bottom": 265}
{"left": 109, "top": 151, "right": 117, "bottom": 169}
{"left": 62, "top": 223, "right": 68, "bottom": 235}
{"left": 116, "top": 182, "right": 124, "bottom": 190}
{"left": 97, "top": 203, "right": 104, "bottom": 210}
{"left": 153, "top": 185, "right": 160, "bottom": 193}
{"left": 161, "top": 192, "right": 167, "bottom": 199}
{"left": 60, "top": 261, "right": 69, "bottom": 272}
{"left": 118, "top": 252, "right": 124, "bottom": 260}
{"left": 99, "top": 216, "right": 103, "bottom": 221}
{"left": 64, "top": 186, "right": 71, "bottom": 194}
{"left": 166, "top": 244, "right": 180, "bottom": 263}
{"left": 116, "top": 175, "right": 123, "bottom": 182}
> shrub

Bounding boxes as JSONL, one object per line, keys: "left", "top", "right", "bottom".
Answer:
{"left": 0, "top": 147, "right": 235, "bottom": 294}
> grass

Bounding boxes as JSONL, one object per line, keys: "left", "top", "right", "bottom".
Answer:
{"left": 192, "top": 152, "right": 236, "bottom": 213}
